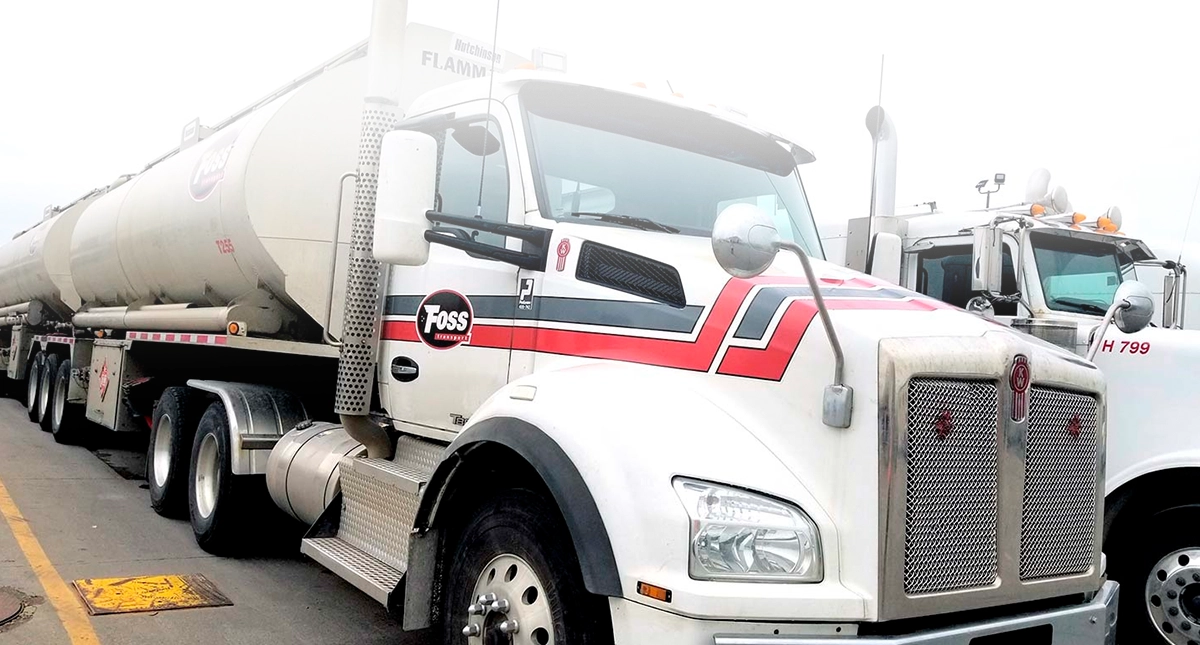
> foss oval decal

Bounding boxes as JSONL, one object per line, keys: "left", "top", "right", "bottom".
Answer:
{"left": 189, "top": 125, "right": 243, "bottom": 201}
{"left": 416, "top": 290, "right": 474, "bottom": 349}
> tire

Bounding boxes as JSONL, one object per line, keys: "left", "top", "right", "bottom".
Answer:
{"left": 49, "top": 359, "right": 85, "bottom": 444}
{"left": 440, "top": 489, "right": 612, "bottom": 644}
{"left": 37, "top": 353, "right": 60, "bottom": 431}
{"left": 1109, "top": 503, "right": 1200, "bottom": 644}
{"left": 25, "top": 352, "right": 43, "bottom": 422}
{"left": 188, "top": 402, "right": 258, "bottom": 555}
{"left": 148, "top": 387, "right": 202, "bottom": 518}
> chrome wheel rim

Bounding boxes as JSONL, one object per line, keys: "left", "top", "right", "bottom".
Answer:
{"left": 1146, "top": 547, "right": 1200, "bottom": 643}
{"left": 461, "top": 553, "right": 554, "bottom": 645}
{"left": 153, "top": 415, "right": 173, "bottom": 488}
{"left": 52, "top": 368, "right": 66, "bottom": 430}
{"left": 25, "top": 361, "right": 39, "bottom": 412}
{"left": 194, "top": 433, "right": 219, "bottom": 519}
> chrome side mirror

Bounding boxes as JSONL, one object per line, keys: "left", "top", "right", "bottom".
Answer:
{"left": 711, "top": 203, "right": 781, "bottom": 278}
{"left": 1085, "top": 281, "right": 1155, "bottom": 360}
{"left": 1112, "top": 281, "right": 1154, "bottom": 334}
{"left": 710, "top": 204, "right": 853, "bottom": 428}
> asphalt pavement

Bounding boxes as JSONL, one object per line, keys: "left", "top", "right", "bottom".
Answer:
{"left": 0, "top": 397, "right": 430, "bottom": 645}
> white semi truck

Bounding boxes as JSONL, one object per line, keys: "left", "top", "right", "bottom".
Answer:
{"left": 0, "top": 3, "right": 1122, "bottom": 642}
{"left": 822, "top": 110, "right": 1191, "bottom": 644}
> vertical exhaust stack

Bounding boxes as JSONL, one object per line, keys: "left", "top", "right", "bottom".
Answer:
{"left": 865, "top": 105, "right": 898, "bottom": 221}
{"left": 335, "top": 0, "right": 409, "bottom": 458}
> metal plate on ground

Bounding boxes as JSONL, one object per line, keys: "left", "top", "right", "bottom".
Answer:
{"left": 0, "top": 589, "right": 22, "bottom": 625}
{"left": 72, "top": 574, "right": 232, "bottom": 615}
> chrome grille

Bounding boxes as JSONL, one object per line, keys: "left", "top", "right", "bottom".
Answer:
{"left": 1021, "top": 387, "right": 1100, "bottom": 580}
{"left": 904, "top": 378, "right": 999, "bottom": 595}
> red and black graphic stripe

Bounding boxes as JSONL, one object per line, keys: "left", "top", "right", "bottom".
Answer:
{"left": 382, "top": 276, "right": 949, "bottom": 381}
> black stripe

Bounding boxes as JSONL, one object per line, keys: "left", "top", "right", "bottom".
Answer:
{"left": 384, "top": 295, "right": 702, "bottom": 334}
{"left": 733, "top": 285, "right": 916, "bottom": 340}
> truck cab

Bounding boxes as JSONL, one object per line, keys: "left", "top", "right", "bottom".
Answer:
{"left": 826, "top": 164, "right": 1197, "bottom": 643}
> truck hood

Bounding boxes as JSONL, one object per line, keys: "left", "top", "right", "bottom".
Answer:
{"left": 549, "top": 224, "right": 1104, "bottom": 616}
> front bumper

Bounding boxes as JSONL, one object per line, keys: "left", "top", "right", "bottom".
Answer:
{"left": 713, "top": 581, "right": 1118, "bottom": 645}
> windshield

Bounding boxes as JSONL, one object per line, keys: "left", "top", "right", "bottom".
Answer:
{"left": 521, "top": 83, "right": 823, "bottom": 258}
{"left": 1030, "top": 231, "right": 1123, "bottom": 314}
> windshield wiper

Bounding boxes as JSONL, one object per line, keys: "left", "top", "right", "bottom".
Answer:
{"left": 1050, "top": 297, "right": 1109, "bottom": 315}
{"left": 567, "top": 212, "right": 680, "bottom": 234}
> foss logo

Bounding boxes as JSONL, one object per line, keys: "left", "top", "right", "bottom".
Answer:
{"left": 416, "top": 290, "right": 474, "bottom": 349}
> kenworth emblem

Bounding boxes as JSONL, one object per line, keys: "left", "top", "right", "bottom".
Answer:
{"left": 1010, "top": 355, "right": 1030, "bottom": 422}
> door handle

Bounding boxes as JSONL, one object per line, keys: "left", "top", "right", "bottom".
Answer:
{"left": 391, "top": 357, "right": 419, "bottom": 382}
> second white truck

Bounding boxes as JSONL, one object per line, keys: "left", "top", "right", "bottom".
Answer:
{"left": 823, "top": 109, "right": 1188, "bottom": 644}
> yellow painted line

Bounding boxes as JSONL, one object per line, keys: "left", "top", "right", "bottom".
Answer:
{"left": 73, "top": 574, "right": 232, "bottom": 615}
{"left": 0, "top": 475, "right": 100, "bottom": 644}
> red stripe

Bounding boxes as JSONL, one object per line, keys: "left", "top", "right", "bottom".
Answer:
{"left": 215, "top": 336, "right": 228, "bottom": 345}
{"left": 718, "top": 301, "right": 819, "bottom": 379}
{"left": 379, "top": 277, "right": 947, "bottom": 380}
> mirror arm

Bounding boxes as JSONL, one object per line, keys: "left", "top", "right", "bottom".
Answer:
{"left": 776, "top": 240, "right": 853, "bottom": 428}
{"left": 1086, "top": 299, "right": 1130, "bottom": 361}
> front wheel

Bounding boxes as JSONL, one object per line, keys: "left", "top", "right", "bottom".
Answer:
{"left": 1110, "top": 504, "right": 1200, "bottom": 644}
{"left": 441, "top": 489, "right": 612, "bottom": 644}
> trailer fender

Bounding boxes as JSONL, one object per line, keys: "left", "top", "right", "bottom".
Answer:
{"left": 186, "top": 380, "right": 309, "bottom": 475}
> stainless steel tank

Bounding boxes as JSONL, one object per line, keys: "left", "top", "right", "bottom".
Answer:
{"left": 68, "top": 58, "right": 366, "bottom": 335}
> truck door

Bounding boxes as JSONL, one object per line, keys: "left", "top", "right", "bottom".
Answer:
{"left": 379, "top": 103, "right": 521, "bottom": 436}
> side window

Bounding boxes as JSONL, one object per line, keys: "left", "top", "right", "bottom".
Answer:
{"left": 915, "top": 244, "right": 1018, "bottom": 316}
{"left": 432, "top": 120, "right": 508, "bottom": 247}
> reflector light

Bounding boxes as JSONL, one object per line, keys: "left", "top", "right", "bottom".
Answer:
{"left": 636, "top": 581, "right": 672, "bottom": 603}
{"left": 1072, "top": 213, "right": 1086, "bottom": 224}
{"left": 1030, "top": 204, "right": 1046, "bottom": 216}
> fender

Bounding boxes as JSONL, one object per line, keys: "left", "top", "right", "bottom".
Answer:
{"left": 414, "top": 416, "right": 622, "bottom": 597}
{"left": 1106, "top": 450, "right": 1200, "bottom": 497}
{"left": 187, "top": 380, "right": 308, "bottom": 475}
{"left": 408, "top": 362, "right": 864, "bottom": 624}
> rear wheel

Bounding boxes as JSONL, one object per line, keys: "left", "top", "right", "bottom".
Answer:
{"left": 441, "top": 489, "right": 612, "bottom": 644}
{"left": 25, "top": 352, "right": 42, "bottom": 422}
{"left": 148, "top": 387, "right": 202, "bottom": 517}
{"left": 188, "top": 402, "right": 257, "bottom": 555}
{"left": 50, "top": 359, "right": 85, "bottom": 445}
{"left": 37, "top": 353, "right": 60, "bottom": 431}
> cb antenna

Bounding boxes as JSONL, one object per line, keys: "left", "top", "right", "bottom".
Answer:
{"left": 475, "top": 0, "right": 503, "bottom": 221}
{"left": 1180, "top": 164, "right": 1200, "bottom": 264}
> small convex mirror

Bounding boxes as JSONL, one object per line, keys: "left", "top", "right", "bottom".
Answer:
{"left": 1112, "top": 281, "right": 1155, "bottom": 334}
{"left": 711, "top": 203, "right": 781, "bottom": 278}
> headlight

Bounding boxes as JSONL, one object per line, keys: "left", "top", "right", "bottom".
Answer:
{"left": 672, "top": 477, "right": 822, "bottom": 582}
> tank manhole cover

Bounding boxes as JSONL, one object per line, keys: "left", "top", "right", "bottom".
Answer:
{"left": 0, "top": 589, "right": 23, "bottom": 626}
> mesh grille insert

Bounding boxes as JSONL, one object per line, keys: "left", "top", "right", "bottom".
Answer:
{"left": 1020, "top": 387, "right": 1100, "bottom": 580}
{"left": 575, "top": 242, "right": 686, "bottom": 308}
{"left": 904, "top": 378, "right": 999, "bottom": 595}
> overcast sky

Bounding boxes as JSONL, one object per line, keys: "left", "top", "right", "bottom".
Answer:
{"left": 2, "top": 0, "right": 1199, "bottom": 260}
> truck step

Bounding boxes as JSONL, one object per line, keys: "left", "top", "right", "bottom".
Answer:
{"left": 330, "top": 435, "right": 446, "bottom": 577}
{"left": 301, "top": 537, "right": 402, "bottom": 605}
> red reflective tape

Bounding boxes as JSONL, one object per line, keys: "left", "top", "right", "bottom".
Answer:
{"left": 166, "top": 334, "right": 175, "bottom": 342}
{"left": 197, "top": 335, "right": 208, "bottom": 344}
{"left": 718, "top": 301, "right": 819, "bottom": 380}
{"left": 215, "top": 336, "right": 228, "bottom": 345}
